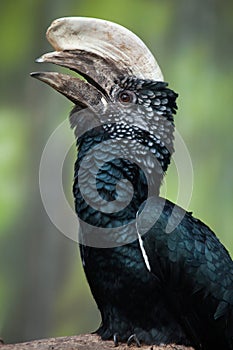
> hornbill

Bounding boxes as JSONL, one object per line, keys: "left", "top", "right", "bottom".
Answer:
{"left": 31, "top": 17, "right": 233, "bottom": 350}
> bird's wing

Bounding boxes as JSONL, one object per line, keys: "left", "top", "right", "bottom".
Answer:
{"left": 137, "top": 196, "right": 233, "bottom": 346}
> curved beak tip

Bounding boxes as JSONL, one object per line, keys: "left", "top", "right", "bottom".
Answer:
{"left": 35, "top": 56, "right": 45, "bottom": 63}
{"left": 30, "top": 72, "right": 40, "bottom": 78}
{"left": 30, "top": 72, "right": 43, "bottom": 83}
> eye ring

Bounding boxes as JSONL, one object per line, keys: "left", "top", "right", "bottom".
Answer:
{"left": 118, "top": 90, "right": 136, "bottom": 104}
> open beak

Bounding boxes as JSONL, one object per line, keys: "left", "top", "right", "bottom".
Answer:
{"left": 31, "top": 17, "right": 163, "bottom": 109}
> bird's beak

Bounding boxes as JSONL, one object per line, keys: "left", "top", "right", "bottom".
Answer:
{"left": 31, "top": 17, "right": 163, "bottom": 108}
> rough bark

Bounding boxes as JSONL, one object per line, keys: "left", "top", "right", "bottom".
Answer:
{"left": 0, "top": 334, "right": 194, "bottom": 350}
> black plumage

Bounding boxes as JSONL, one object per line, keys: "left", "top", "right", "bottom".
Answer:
{"left": 72, "top": 77, "right": 233, "bottom": 350}
{"left": 31, "top": 17, "right": 233, "bottom": 350}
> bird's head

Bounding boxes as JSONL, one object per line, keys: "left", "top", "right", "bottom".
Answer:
{"left": 31, "top": 17, "right": 177, "bottom": 171}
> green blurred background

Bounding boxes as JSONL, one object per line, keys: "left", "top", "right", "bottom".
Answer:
{"left": 1, "top": 0, "right": 233, "bottom": 344}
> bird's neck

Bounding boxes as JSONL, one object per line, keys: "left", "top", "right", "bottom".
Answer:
{"left": 73, "top": 123, "right": 166, "bottom": 238}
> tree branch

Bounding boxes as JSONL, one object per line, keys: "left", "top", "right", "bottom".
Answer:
{"left": 0, "top": 334, "right": 194, "bottom": 350}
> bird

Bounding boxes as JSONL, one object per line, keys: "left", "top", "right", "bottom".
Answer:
{"left": 31, "top": 17, "right": 233, "bottom": 350}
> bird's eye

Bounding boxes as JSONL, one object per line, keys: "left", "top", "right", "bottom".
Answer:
{"left": 118, "top": 90, "right": 135, "bottom": 104}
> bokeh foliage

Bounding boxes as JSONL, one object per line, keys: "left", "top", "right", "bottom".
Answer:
{"left": 0, "top": 0, "right": 233, "bottom": 344}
